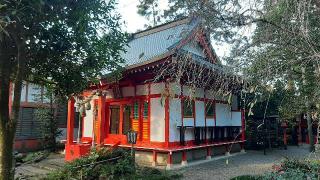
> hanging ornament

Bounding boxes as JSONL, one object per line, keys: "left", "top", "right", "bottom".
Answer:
{"left": 86, "top": 101, "right": 91, "bottom": 110}
{"left": 75, "top": 102, "right": 81, "bottom": 112}
{"left": 79, "top": 105, "right": 85, "bottom": 116}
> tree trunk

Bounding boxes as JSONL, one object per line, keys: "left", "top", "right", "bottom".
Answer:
{"left": 302, "top": 66, "right": 315, "bottom": 152}
{"left": 306, "top": 109, "right": 315, "bottom": 152}
{"left": 0, "top": 69, "right": 15, "bottom": 179}
{"left": 0, "top": 127, "right": 15, "bottom": 179}
{"left": 0, "top": 26, "right": 26, "bottom": 179}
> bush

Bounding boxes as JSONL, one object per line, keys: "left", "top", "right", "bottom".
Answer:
{"left": 260, "top": 158, "right": 320, "bottom": 180}
{"left": 135, "top": 167, "right": 182, "bottom": 180}
{"left": 22, "top": 151, "right": 50, "bottom": 164}
{"left": 232, "top": 159, "right": 320, "bottom": 180}
{"left": 45, "top": 147, "right": 181, "bottom": 180}
{"left": 231, "top": 175, "right": 260, "bottom": 180}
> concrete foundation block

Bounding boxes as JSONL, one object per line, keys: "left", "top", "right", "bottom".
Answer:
{"left": 181, "top": 160, "right": 188, "bottom": 166}
{"left": 152, "top": 161, "right": 156, "bottom": 167}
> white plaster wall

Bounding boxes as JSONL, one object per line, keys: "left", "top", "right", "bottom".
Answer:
{"left": 205, "top": 89, "right": 215, "bottom": 99}
{"left": 183, "top": 118, "right": 194, "bottom": 126}
{"left": 195, "top": 101, "right": 205, "bottom": 126}
{"left": 195, "top": 88, "right": 204, "bottom": 98}
{"left": 83, "top": 100, "right": 94, "bottom": 137}
{"left": 231, "top": 111, "right": 242, "bottom": 126}
{"left": 27, "top": 83, "right": 42, "bottom": 102}
{"left": 150, "top": 82, "right": 165, "bottom": 94}
{"left": 150, "top": 98, "right": 165, "bottom": 142}
{"left": 231, "top": 95, "right": 238, "bottom": 110}
{"left": 216, "top": 94, "right": 229, "bottom": 101}
{"left": 205, "top": 90, "right": 228, "bottom": 101}
{"left": 121, "top": 86, "right": 134, "bottom": 97}
{"left": 169, "top": 82, "right": 181, "bottom": 95}
{"left": 206, "top": 118, "right": 215, "bottom": 126}
{"left": 20, "top": 82, "right": 27, "bottom": 102}
{"left": 43, "top": 88, "right": 50, "bottom": 103}
{"left": 182, "top": 86, "right": 193, "bottom": 97}
{"left": 182, "top": 86, "right": 204, "bottom": 98}
{"left": 169, "top": 98, "right": 181, "bottom": 142}
{"left": 136, "top": 84, "right": 148, "bottom": 95}
{"left": 216, "top": 103, "right": 232, "bottom": 126}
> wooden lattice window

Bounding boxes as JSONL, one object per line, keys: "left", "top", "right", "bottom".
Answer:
{"left": 206, "top": 102, "right": 215, "bottom": 118}
{"left": 133, "top": 101, "right": 139, "bottom": 119}
{"left": 183, "top": 99, "right": 193, "bottom": 118}
{"left": 143, "top": 101, "right": 148, "bottom": 119}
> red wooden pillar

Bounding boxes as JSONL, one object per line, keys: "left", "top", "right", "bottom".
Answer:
{"left": 139, "top": 100, "right": 143, "bottom": 141}
{"left": 283, "top": 127, "right": 288, "bottom": 149}
{"left": 167, "top": 151, "right": 173, "bottom": 169}
{"left": 241, "top": 109, "right": 245, "bottom": 141}
{"left": 297, "top": 117, "right": 302, "bottom": 144}
{"left": 67, "top": 97, "right": 75, "bottom": 145}
{"left": 105, "top": 102, "right": 110, "bottom": 138}
{"left": 181, "top": 151, "right": 187, "bottom": 165}
{"left": 206, "top": 147, "right": 212, "bottom": 159}
{"left": 96, "top": 95, "right": 106, "bottom": 145}
{"left": 281, "top": 122, "right": 288, "bottom": 149}
{"left": 119, "top": 105, "right": 124, "bottom": 135}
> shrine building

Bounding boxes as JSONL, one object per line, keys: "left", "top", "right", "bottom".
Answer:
{"left": 65, "top": 17, "right": 245, "bottom": 168}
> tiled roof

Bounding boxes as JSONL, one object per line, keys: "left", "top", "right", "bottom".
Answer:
{"left": 122, "top": 18, "right": 199, "bottom": 68}
{"left": 101, "top": 18, "right": 221, "bottom": 76}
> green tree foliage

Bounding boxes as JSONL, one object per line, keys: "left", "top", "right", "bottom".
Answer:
{"left": 137, "top": 0, "right": 161, "bottom": 27}
{"left": 238, "top": 0, "right": 320, "bottom": 151}
{"left": 0, "top": 0, "right": 127, "bottom": 179}
{"left": 137, "top": 0, "right": 253, "bottom": 43}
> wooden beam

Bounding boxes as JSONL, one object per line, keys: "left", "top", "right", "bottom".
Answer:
{"left": 97, "top": 95, "right": 106, "bottom": 144}
{"left": 165, "top": 83, "right": 170, "bottom": 147}
{"left": 119, "top": 105, "right": 124, "bottom": 135}
{"left": 67, "top": 97, "right": 75, "bottom": 145}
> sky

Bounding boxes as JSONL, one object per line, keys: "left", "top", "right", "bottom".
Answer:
{"left": 116, "top": 0, "right": 253, "bottom": 60}
{"left": 117, "top": 0, "right": 148, "bottom": 33}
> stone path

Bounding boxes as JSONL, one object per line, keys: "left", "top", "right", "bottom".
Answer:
{"left": 15, "top": 153, "right": 65, "bottom": 179}
{"left": 178, "top": 145, "right": 317, "bottom": 180}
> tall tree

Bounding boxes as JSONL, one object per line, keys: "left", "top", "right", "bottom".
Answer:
{"left": 137, "top": 0, "right": 161, "bottom": 27}
{"left": 238, "top": 0, "right": 320, "bottom": 151}
{"left": 138, "top": 0, "right": 256, "bottom": 43}
{"left": 0, "top": 0, "right": 127, "bottom": 179}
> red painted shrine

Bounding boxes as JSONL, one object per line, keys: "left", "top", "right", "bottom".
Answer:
{"left": 65, "top": 18, "right": 245, "bottom": 167}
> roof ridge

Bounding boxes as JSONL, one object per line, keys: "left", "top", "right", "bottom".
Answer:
{"left": 132, "top": 17, "right": 191, "bottom": 39}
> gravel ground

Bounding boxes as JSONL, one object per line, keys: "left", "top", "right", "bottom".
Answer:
{"left": 178, "top": 145, "right": 317, "bottom": 180}
{"left": 15, "top": 153, "right": 65, "bottom": 179}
